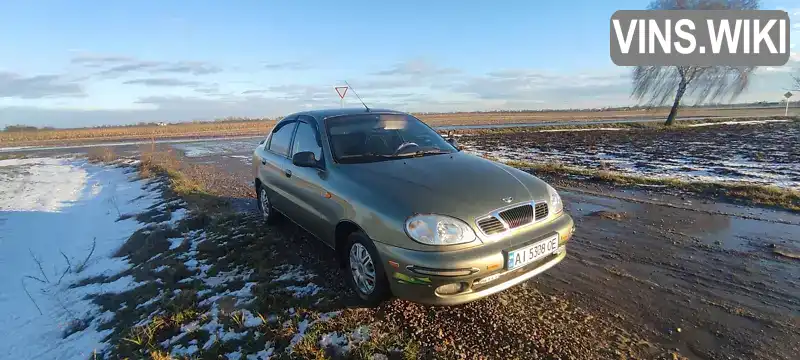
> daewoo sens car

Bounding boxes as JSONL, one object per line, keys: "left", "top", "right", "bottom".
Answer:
{"left": 252, "top": 108, "right": 575, "bottom": 305}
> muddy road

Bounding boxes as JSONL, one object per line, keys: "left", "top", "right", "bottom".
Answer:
{"left": 162, "top": 132, "right": 800, "bottom": 360}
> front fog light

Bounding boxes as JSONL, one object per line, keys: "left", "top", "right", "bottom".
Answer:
{"left": 435, "top": 282, "right": 465, "bottom": 295}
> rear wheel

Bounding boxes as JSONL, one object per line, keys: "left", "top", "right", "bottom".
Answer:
{"left": 257, "top": 184, "right": 279, "bottom": 224}
{"left": 345, "top": 231, "right": 391, "bottom": 306}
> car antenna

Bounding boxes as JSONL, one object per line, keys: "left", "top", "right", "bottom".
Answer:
{"left": 344, "top": 80, "right": 370, "bottom": 112}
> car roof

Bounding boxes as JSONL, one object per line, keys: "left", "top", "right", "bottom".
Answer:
{"left": 287, "top": 107, "right": 406, "bottom": 121}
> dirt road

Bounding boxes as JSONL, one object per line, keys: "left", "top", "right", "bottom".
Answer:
{"left": 165, "top": 135, "right": 800, "bottom": 359}
{"left": 539, "top": 177, "right": 800, "bottom": 359}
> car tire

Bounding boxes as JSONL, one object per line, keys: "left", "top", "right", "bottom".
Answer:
{"left": 345, "top": 231, "right": 391, "bottom": 306}
{"left": 256, "top": 183, "right": 279, "bottom": 224}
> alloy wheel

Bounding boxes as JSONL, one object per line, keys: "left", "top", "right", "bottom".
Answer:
{"left": 349, "top": 243, "right": 376, "bottom": 295}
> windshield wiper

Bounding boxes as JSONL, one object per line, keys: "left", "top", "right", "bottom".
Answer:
{"left": 392, "top": 149, "right": 451, "bottom": 158}
{"left": 337, "top": 153, "right": 395, "bottom": 163}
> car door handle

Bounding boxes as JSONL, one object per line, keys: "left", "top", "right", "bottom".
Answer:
{"left": 284, "top": 169, "right": 292, "bottom": 178}
{"left": 261, "top": 159, "right": 266, "bottom": 165}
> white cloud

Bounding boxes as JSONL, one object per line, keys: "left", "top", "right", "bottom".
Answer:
{"left": 2, "top": 51, "right": 798, "bottom": 127}
{"left": 372, "top": 59, "right": 459, "bottom": 77}
{"left": 263, "top": 61, "right": 309, "bottom": 71}
{"left": 72, "top": 54, "right": 221, "bottom": 77}
{"left": 122, "top": 78, "right": 205, "bottom": 87}
{"left": 0, "top": 72, "right": 85, "bottom": 99}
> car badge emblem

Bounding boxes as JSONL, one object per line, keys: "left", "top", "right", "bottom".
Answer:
{"left": 502, "top": 197, "right": 513, "bottom": 204}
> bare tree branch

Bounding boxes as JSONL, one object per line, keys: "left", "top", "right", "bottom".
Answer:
{"left": 28, "top": 249, "right": 50, "bottom": 283}
{"left": 74, "top": 238, "right": 97, "bottom": 273}
{"left": 24, "top": 275, "right": 47, "bottom": 284}
{"left": 60, "top": 250, "right": 73, "bottom": 271}
{"left": 21, "top": 279, "right": 43, "bottom": 316}
{"left": 632, "top": 0, "right": 761, "bottom": 125}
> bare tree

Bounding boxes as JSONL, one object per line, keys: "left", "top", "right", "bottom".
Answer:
{"left": 631, "top": 0, "right": 760, "bottom": 126}
{"left": 793, "top": 72, "right": 800, "bottom": 91}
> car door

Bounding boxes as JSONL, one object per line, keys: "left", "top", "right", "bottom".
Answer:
{"left": 282, "top": 115, "right": 339, "bottom": 245}
{"left": 257, "top": 118, "right": 298, "bottom": 214}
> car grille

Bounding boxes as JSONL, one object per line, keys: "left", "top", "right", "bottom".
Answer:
{"left": 476, "top": 217, "right": 505, "bottom": 235}
{"left": 498, "top": 204, "right": 533, "bottom": 228}
{"left": 476, "top": 202, "right": 550, "bottom": 236}
{"left": 535, "top": 202, "right": 549, "bottom": 219}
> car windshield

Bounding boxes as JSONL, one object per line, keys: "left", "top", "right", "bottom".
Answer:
{"left": 326, "top": 113, "right": 456, "bottom": 164}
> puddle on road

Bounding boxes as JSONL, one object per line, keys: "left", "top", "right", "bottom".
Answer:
{"left": 170, "top": 138, "right": 262, "bottom": 157}
{"left": 565, "top": 190, "right": 800, "bottom": 255}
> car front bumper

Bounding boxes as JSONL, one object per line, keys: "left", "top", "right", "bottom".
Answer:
{"left": 373, "top": 212, "right": 575, "bottom": 306}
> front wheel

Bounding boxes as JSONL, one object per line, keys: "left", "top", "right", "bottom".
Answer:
{"left": 345, "top": 232, "right": 391, "bottom": 306}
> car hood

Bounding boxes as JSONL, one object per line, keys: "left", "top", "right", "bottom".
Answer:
{"left": 335, "top": 152, "right": 551, "bottom": 223}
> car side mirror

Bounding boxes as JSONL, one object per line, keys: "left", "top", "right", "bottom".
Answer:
{"left": 292, "top": 151, "right": 318, "bottom": 168}
{"left": 447, "top": 137, "right": 461, "bottom": 151}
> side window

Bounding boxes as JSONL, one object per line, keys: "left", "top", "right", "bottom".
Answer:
{"left": 268, "top": 121, "right": 297, "bottom": 156}
{"left": 291, "top": 120, "right": 323, "bottom": 162}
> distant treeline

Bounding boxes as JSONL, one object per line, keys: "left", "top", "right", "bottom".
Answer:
{"left": 3, "top": 125, "right": 56, "bottom": 132}
{"left": 415, "top": 101, "right": 791, "bottom": 115}
{"left": 2, "top": 116, "right": 281, "bottom": 132}
{"left": 3, "top": 101, "right": 792, "bottom": 131}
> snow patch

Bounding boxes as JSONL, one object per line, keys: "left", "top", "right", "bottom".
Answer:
{"left": 0, "top": 157, "right": 88, "bottom": 212}
{"left": 538, "top": 127, "right": 630, "bottom": 132}
{"left": 0, "top": 158, "right": 185, "bottom": 359}
{"left": 272, "top": 264, "right": 317, "bottom": 283}
{"left": 246, "top": 343, "right": 274, "bottom": 360}
{"left": 285, "top": 283, "right": 322, "bottom": 298}
{"left": 241, "top": 310, "right": 264, "bottom": 328}
{"left": 284, "top": 311, "right": 341, "bottom": 353}
{"left": 686, "top": 119, "right": 789, "bottom": 127}
{"left": 318, "top": 326, "right": 371, "bottom": 356}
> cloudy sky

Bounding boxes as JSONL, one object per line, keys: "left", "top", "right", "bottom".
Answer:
{"left": 1, "top": 0, "right": 798, "bottom": 128}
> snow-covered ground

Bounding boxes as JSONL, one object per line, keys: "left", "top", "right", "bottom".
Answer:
{"left": 462, "top": 122, "right": 800, "bottom": 189}
{"left": 685, "top": 119, "right": 790, "bottom": 127}
{"left": 536, "top": 127, "right": 631, "bottom": 132}
{"left": 465, "top": 145, "right": 800, "bottom": 189}
{"left": 0, "top": 157, "right": 183, "bottom": 359}
{"left": 0, "top": 157, "right": 376, "bottom": 358}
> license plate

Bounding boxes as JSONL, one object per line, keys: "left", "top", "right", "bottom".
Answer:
{"left": 506, "top": 235, "right": 559, "bottom": 270}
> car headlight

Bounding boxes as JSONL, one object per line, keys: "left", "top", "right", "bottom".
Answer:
{"left": 405, "top": 214, "right": 477, "bottom": 246}
{"left": 547, "top": 184, "right": 564, "bottom": 214}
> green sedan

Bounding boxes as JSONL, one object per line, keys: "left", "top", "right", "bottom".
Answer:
{"left": 253, "top": 108, "right": 574, "bottom": 306}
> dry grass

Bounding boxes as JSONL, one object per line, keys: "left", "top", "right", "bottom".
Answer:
{"left": 505, "top": 160, "right": 800, "bottom": 211}
{"left": 121, "top": 307, "right": 201, "bottom": 353}
{"left": 149, "top": 351, "right": 175, "bottom": 360}
{"left": 139, "top": 148, "right": 204, "bottom": 196}
{"left": 86, "top": 146, "right": 119, "bottom": 163}
{"left": 0, "top": 120, "right": 276, "bottom": 147}
{"left": 136, "top": 147, "right": 236, "bottom": 216}
{"left": 2, "top": 107, "right": 794, "bottom": 147}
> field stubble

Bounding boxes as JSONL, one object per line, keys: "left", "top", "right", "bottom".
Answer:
{"left": 1, "top": 107, "right": 794, "bottom": 147}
